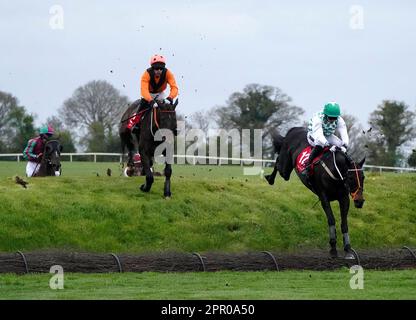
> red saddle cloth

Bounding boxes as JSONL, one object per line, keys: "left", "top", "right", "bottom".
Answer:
{"left": 133, "top": 153, "right": 142, "bottom": 165}
{"left": 126, "top": 109, "right": 148, "bottom": 130}
{"left": 295, "top": 146, "right": 327, "bottom": 173}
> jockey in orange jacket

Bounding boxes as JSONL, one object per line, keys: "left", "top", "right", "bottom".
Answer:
{"left": 137, "top": 54, "right": 179, "bottom": 112}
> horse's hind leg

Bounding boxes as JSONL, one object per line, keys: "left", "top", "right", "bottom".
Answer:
{"left": 339, "top": 195, "right": 354, "bottom": 259}
{"left": 163, "top": 163, "right": 172, "bottom": 198}
{"left": 120, "top": 130, "right": 135, "bottom": 166}
{"left": 265, "top": 157, "right": 279, "bottom": 185}
{"left": 320, "top": 196, "right": 338, "bottom": 257}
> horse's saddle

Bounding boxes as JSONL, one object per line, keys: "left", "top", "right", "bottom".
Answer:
{"left": 295, "top": 146, "right": 328, "bottom": 174}
{"left": 126, "top": 109, "right": 148, "bottom": 130}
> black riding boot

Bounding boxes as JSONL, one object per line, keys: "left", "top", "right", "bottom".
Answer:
{"left": 302, "top": 145, "right": 324, "bottom": 177}
{"left": 132, "top": 99, "right": 150, "bottom": 135}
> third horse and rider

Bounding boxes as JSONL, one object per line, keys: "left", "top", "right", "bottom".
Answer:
{"left": 23, "top": 125, "right": 62, "bottom": 177}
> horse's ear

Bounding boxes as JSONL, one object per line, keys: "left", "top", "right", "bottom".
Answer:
{"left": 173, "top": 99, "right": 178, "bottom": 110}
{"left": 60, "top": 145, "right": 63, "bottom": 152}
{"left": 359, "top": 157, "right": 366, "bottom": 168}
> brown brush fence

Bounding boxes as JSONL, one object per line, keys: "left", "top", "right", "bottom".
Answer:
{"left": 1, "top": 248, "right": 415, "bottom": 274}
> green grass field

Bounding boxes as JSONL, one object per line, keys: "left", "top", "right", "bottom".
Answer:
{"left": 0, "top": 161, "right": 415, "bottom": 299}
{"left": 0, "top": 161, "right": 415, "bottom": 253}
{"left": 1, "top": 269, "right": 415, "bottom": 300}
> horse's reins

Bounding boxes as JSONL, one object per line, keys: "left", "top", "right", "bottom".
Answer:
{"left": 348, "top": 163, "right": 363, "bottom": 201}
{"left": 31, "top": 140, "right": 55, "bottom": 177}
{"left": 150, "top": 105, "right": 176, "bottom": 137}
{"left": 31, "top": 161, "right": 41, "bottom": 177}
{"left": 320, "top": 150, "right": 362, "bottom": 200}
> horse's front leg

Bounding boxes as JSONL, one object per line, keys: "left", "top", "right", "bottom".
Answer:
{"left": 139, "top": 154, "right": 154, "bottom": 192}
{"left": 265, "top": 156, "right": 279, "bottom": 185}
{"left": 320, "top": 195, "right": 338, "bottom": 257}
{"left": 339, "top": 194, "right": 354, "bottom": 259}
{"left": 163, "top": 163, "right": 172, "bottom": 198}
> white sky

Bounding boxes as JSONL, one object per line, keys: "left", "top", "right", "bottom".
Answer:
{"left": 1, "top": 0, "right": 415, "bottom": 128}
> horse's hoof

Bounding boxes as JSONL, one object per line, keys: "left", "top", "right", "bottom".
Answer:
{"left": 264, "top": 175, "right": 275, "bottom": 185}
{"left": 344, "top": 252, "right": 355, "bottom": 260}
{"left": 164, "top": 196, "right": 171, "bottom": 200}
{"left": 140, "top": 184, "right": 149, "bottom": 192}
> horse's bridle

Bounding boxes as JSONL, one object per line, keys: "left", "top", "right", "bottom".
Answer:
{"left": 150, "top": 106, "right": 176, "bottom": 137}
{"left": 44, "top": 141, "right": 61, "bottom": 169}
{"left": 348, "top": 163, "right": 363, "bottom": 201}
{"left": 320, "top": 151, "right": 363, "bottom": 200}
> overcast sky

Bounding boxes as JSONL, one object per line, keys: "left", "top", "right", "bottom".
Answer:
{"left": 1, "top": 0, "right": 415, "bottom": 128}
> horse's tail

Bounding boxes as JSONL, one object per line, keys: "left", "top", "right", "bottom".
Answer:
{"left": 270, "top": 129, "right": 284, "bottom": 154}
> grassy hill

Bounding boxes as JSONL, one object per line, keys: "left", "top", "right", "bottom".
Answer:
{"left": 0, "top": 161, "right": 415, "bottom": 253}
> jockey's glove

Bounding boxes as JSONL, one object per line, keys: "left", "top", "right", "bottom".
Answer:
{"left": 329, "top": 145, "right": 337, "bottom": 153}
{"left": 340, "top": 146, "right": 347, "bottom": 153}
{"left": 149, "top": 100, "right": 158, "bottom": 108}
{"left": 165, "top": 97, "right": 173, "bottom": 105}
{"left": 37, "top": 153, "right": 43, "bottom": 159}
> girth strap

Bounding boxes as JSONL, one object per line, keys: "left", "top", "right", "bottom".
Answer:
{"left": 320, "top": 161, "right": 339, "bottom": 180}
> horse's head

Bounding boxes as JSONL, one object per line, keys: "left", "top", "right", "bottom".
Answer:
{"left": 158, "top": 99, "right": 178, "bottom": 136}
{"left": 346, "top": 157, "right": 366, "bottom": 208}
{"left": 44, "top": 140, "right": 63, "bottom": 175}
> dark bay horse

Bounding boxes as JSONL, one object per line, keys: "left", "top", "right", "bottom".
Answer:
{"left": 119, "top": 99, "right": 178, "bottom": 197}
{"left": 34, "top": 140, "right": 63, "bottom": 177}
{"left": 265, "top": 127, "right": 365, "bottom": 259}
{"left": 119, "top": 100, "right": 140, "bottom": 170}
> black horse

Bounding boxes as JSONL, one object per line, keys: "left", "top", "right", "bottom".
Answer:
{"left": 119, "top": 99, "right": 178, "bottom": 197}
{"left": 119, "top": 100, "right": 140, "bottom": 170}
{"left": 265, "top": 127, "right": 365, "bottom": 259}
{"left": 34, "top": 140, "right": 63, "bottom": 177}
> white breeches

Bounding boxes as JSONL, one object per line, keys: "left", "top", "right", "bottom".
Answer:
{"left": 26, "top": 161, "right": 40, "bottom": 177}
{"left": 151, "top": 91, "right": 168, "bottom": 100}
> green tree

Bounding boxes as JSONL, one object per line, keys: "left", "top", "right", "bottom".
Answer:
{"left": 81, "top": 122, "right": 106, "bottom": 152}
{"left": 367, "top": 100, "right": 416, "bottom": 166}
{"left": 44, "top": 116, "right": 77, "bottom": 153}
{"left": 105, "top": 127, "right": 122, "bottom": 153}
{"left": 6, "top": 106, "right": 36, "bottom": 153}
{"left": 342, "top": 114, "right": 366, "bottom": 162}
{"left": 213, "top": 84, "right": 304, "bottom": 157}
{"left": 60, "top": 80, "right": 129, "bottom": 152}
{"left": 0, "top": 92, "right": 14, "bottom": 151}
{"left": 408, "top": 150, "right": 416, "bottom": 168}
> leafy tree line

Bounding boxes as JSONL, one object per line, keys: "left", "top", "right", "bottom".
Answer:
{"left": 0, "top": 80, "right": 127, "bottom": 155}
{"left": 189, "top": 85, "right": 416, "bottom": 166}
{"left": 1, "top": 82, "right": 415, "bottom": 167}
